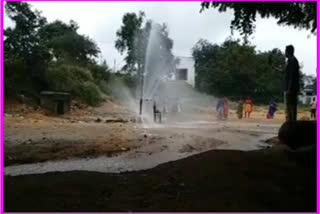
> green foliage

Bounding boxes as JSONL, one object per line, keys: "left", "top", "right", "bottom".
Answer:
{"left": 88, "top": 60, "right": 111, "bottom": 83}
{"left": 4, "top": 1, "right": 105, "bottom": 106}
{"left": 78, "top": 82, "right": 103, "bottom": 106}
{"left": 4, "top": 1, "right": 51, "bottom": 92}
{"left": 46, "top": 64, "right": 92, "bottom": 91}
{"left": 88, "top": 61, "right": 112, "bottom": 95}
{"left": 200, "top": 2, "right": 317, "bottom": 36}
{"left": 45, "top": 64, "right": 104, "bottom": 105}
{"left": 114, "top": 73, "right": 138, "bottom": 90}
{"left": 39, "top": 20, "right": 100, "bottom": 66}
{"left": 192, "top": 38, "right": 287, "bottom": 103}
{"left": 115, "top": 11, "right": 145, "bottom": 72}
{"left": 38, "top": 20, "right": 78, "bottom": 41}
{"left": 4, "top": 2, "right": 48, "bottom": 60}
{"left": 3, "top": 56, "right": 36, "bottom": 97}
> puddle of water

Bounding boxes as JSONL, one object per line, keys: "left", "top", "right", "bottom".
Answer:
{"left": 4, "top": 129, "right": 275, "bottom": 177}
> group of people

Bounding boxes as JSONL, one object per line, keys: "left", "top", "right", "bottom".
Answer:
{"left": 218, "top": 97, "right": 278, "bottom": 120}
{"left": 216, "top": 97, "right": 254, "bottom": 120}
{"left": 216, "top": 45, "right": 317, "bottom": 122}
{"left": 236, "top": 97, "right": 254, "bottom": 119}
{"left": 216, "top": 97, "right": 229, "bottom": 120}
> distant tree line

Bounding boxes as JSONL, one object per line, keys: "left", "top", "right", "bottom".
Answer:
{"left": 192, "top": 38, "right": 317, "bottom": 104}
{"left": 192, "top": 39, "right": 284, "bottom": 103}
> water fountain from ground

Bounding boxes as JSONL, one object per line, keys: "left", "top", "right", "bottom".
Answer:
{"left": 138, "top": 23, "right": 175, "bottom": 128}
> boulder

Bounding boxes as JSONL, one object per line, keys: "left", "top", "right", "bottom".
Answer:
{"left": 278, "top": 120, "right": 317, "bottom": 149}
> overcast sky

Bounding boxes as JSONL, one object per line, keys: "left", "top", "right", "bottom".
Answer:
{"left": 4, "top": 1, "right": 317, "bottom": 75}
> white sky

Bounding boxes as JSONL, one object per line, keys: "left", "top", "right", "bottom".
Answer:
{"left": 3, "top": 1, "right": 317, "bottom": 75}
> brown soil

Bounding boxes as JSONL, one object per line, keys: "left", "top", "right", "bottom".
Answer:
{"left": 4, "top": 100, "right": 142, "bottom": 166}
{"left": 4, "top": 148, "right": 316, "bottom": 212}
{"left": 3, "top": 99, "right": 316, "bottom": 212}
{"left": 3, "top": 99, "right": 310, "bottom": 166}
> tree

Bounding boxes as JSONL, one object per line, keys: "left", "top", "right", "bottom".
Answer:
{"left": 115, "top": 11, "right": 145, "bottom": 73}
{"left": 115, "top": 12, "right": 175, "bottom": 100}
{"left": 4, "top": 2, "right": 47, "bottom": 58}
{"left": 200, "top": 2, "right": 317, "bottom": 36}
{"left": 4, "top": 1, "right": 106, "bottom": 106}
{"left": 192, "top": 39, "right": 220, "bottom": 91}
{"left": 115, "top": 12, "right": 174, "bottom": 75}
{"left": 4, "top": 1, "right": 51, "bottom": 93}
{"left": 39, "top": 20, "right": 100, "bottom": 66}
{"left": 4, "top": 2, "right": 50, "bottom": 66}
{"left": 255, "top": 49, "right": 286, "bottom": 100}
{"left": 143, "top": 22, "right": 174, "bottom": 77}
{"left": 192, "top": 38, "right": 287, "bottom": 103}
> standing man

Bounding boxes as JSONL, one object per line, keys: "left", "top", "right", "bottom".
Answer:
{"left": 284, "top": 45, "right": 300, "bottom": 121}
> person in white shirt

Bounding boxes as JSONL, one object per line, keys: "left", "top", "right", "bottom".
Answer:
{"left": 310, "top": 97, "right": 316, "bottom": 120}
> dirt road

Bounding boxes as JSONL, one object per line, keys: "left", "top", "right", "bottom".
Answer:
{"left": 3, "top": 100, "right": 316, "bottom": 212}
{"left": 4, "top": 100, "right": 282, "bottom": 174}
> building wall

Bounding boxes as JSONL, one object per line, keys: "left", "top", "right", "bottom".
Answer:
{"left": 40, "top": 97, "right": 56, "bottom": 113}
{"left": 176, "top": 56, "right": 195, "bottom": 87}
{"left": 299, "top": 95, "right": 316, "bottom": 105}
{"left": 40, "top": 95, "right": 71, "bottom": 114}
{"left": 298, "top": 89, "right": 316, "bottom": 105}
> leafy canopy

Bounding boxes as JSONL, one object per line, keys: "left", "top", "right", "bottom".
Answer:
{"left": 192, "top": 38, "right": 287, "bottom": 103}
{"left": 200, "top": 2, "right": 317, "bottom": 36}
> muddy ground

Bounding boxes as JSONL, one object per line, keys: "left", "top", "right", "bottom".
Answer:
{"left": 4, "top": 100, "right": 142, "bottom": 166}
{"left": 4, "top": 148, "right": 316, "bottom": 212}
{"left": 4, "top": 99, "right": 285, "bottom": 166}
{"left": 3, "top": 99, "right": 317, "bottom": 212}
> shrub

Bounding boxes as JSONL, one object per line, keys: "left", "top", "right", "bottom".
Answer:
{"left": 46, "top": 64, "right": 93, "bottom": 91}
{"left": 3, "top": 56, "right": 37, "bottom": 98}
{"left": 46, "top": 63, "right": 103, "bottom": 105}
{"left": 78, "top": 81, "right": 103, "bottom": 106}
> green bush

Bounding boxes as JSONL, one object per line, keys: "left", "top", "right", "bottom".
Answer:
{"left": 46, "top": 63, "right": 103, "bottom": 105}
{"left": 3, "top": 56, "right": 38, "bottom": 98}
{"left": 78, "top": 81, "right": 103, "bottom": 106}
{"left": 46, "top": 64, "right": 93, "bottom": 91}
{"left": 88, "top": 63, "right": 111, "bottom": 83}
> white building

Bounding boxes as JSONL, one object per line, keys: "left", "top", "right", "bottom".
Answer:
{"left": 298, "top": 87, "right": 316, "bottom": 105}
{"left": 172, "top": 56, "right": 195, "bottom": 87}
